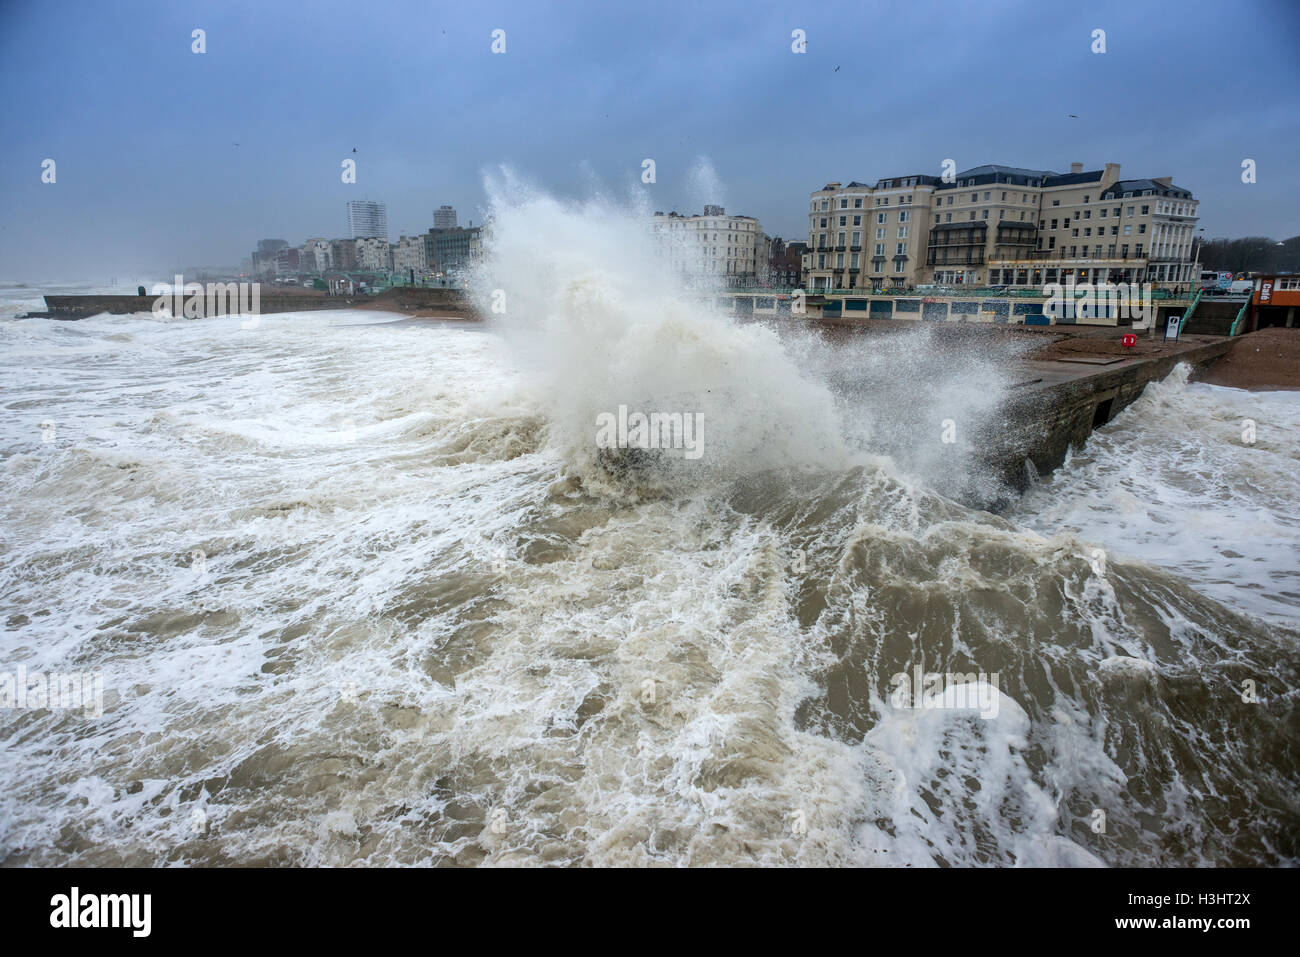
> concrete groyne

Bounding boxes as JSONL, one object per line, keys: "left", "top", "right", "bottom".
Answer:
{"left": 27, "top": 286, "right": 475, "bottom": 320}
{"left": 987, "top": 336, "right": 1233, "bottom": 495}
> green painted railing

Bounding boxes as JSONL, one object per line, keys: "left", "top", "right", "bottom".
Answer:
{"left": 718, "top": 286, "right": 1195, "bottom": 301}
{"left": 1229, "top": 299, "right": 1250, "bottom": 337}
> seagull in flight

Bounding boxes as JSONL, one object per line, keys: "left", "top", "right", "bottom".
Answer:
{"left": 833, "top": 65, "right": 840, "bottom": 72}
{"left": 1068, "top": 114, "right": 1079, "bottom": 118}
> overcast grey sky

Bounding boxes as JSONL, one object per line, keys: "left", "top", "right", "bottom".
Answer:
{"left": 2, "top": 0, "right": 1297, "bottom": 278}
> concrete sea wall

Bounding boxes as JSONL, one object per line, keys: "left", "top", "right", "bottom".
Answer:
{"left": 34, "top": 287, "right": 474, "bottom": 320}
{"left": 987, "top": 338, "right": 1233, "bottom": 494}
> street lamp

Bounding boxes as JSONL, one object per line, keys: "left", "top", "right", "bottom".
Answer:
{"left": 1191, "top": 227, "right": 1206, "bottom": 289}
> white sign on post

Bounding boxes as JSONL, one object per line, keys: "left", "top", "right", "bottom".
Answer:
{"left": 1165, "top": 315, "right": 1182, "bottom": 341}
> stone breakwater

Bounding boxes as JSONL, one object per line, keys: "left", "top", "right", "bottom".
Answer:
{"left": 986, "top": 336, "right": 1235, "bottom": 496}
{"left": 28, "top": 286, "right": 475, "bottom": 320}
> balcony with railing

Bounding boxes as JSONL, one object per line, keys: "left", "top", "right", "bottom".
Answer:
{"left": 926, "top": 250, "right": 985, "bottom": 266}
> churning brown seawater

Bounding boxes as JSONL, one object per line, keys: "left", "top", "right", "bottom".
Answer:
{"left": 2, "top": 239, "right": 1298, "bottom": 866}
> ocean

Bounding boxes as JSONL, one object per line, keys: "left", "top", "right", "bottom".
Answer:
{"left": 1, "top": 189, "right": 1297, "bottom": 866}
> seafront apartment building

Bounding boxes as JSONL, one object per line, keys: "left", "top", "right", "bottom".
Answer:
{"left": 803, "top": 162, "right": 1199, "bottom": 291}
{"left": 346, "top": 200, "right": 389, "bottom": 240}
{"left": 650, "top": 206, "right": 769, "bottom": 286}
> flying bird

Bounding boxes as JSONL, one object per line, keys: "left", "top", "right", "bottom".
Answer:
{"left": 1068, "top": 114, "right": 1079, "bottom": 118}
{"left": 833, "top": 65, "right": 840, "bottom": 72}
{"left": 352, "top": 147, "right": 358, "bottom": 152}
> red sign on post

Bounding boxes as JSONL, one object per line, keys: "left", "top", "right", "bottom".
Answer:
{"left": 1122, "top": 334, "right": 1137, "bottom": 348}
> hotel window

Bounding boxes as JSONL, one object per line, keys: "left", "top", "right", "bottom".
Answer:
{"left": 1139, "top": 224, "right": 1146, "bottom": 234}
{"left": 1052, "top": 199, "right": 1060, "bottom": 206}
{"left": 1141, "top": 205, "right": 1150, "bottom": 215}
{"left": 1126, "top": 206, "right": 1135, "bottom": 216}
{"left": 836, "top": 254, "right": 844, "bottom": 267}
{"left": 852, "top": 231, "right": 861, "bottom": 245}
{"left": 894, "top": 261, "right": 906, "bottom": 273}
{"left": 1072, "top": 228, "right": 1079, "bottom": 237}
{"left": 1083, "top": 195, "right": 1090, "bottom": 204}
{"left": 1051, "top": 219, "right": 1058, "bottom": 229}
{"left": 1064, "top": 218, "right": 1070, "bottom": 228}
{"left": 1136, "top": 244, "right": 1144, "bottom": 256}
{"left": 839, "top": 216, "right": 847, "bottom": 226}
{"left": 878, "top": 213, "right": 887, "bottom": 224}
{"left": 1083, "top": 210, "right": 1091, "bottom": 219}
{"left": 945, "top": 213, "right": 952, "bottom": 222}
{"left": 983, "top": 191, "right": 990, "bottom": 200}
{"left": 876, "top": 227, "right": 886, "bottom": 239}
{"left": 820, "top": 218, "right": 827, "bottom": 228}
{"left": 1019, "top": 211, "right": 1026, "bottom": 221}
{"left": 1099, "top": 208, "right": 1107, "bottom": 218}
{"left": 1124, "top": 225, "right": 1132, "bottom": 235}
{"left": 970, "top": 212, "right": 976, "bottom": 221}
{"left": 851, "top": 253, "right": 859, "bottom": 268}
{"left": 875, "top": 243, "right": 884, "bottom": 256}
{"left": 1084, "top": 228, "right": 1091, "bottom": 237}
{"left": 898, "top": 226, "right": 908, "bottom": 238}
{"left": 821, "top": 200, "right": 829, "bottom": 210}
{"left": 896, "top": 242, "right": 907, "bottom": 255}
{"left": 854, "top": 198, "right": 862, "bottom": 208}
{"left": 1113, "top": 207, "right": 1120, "bottom": 216}
{"left": 1048, "top": 236, "right": 1056, "bottom": 249}
{"left": 838, "top": 231, "right": 846, "bottom": 245}
{"left": 1111, "top": 226, "right": 1118, "bottom": 236}
{"left": 853, "top": 215, "right": 861, "bottom": 226}
{"left": 1070, "top": 246, "right": 1078, "bottom": 257}
{"left": 1022, "top": 194, "right": 1028, "bottom": 201}
{"left": 899, "top": 210, "right": 910, "bottom": 222}
{"left": 982, "top": 209, "right": 989, "bottom": 219}
{"left": 840, "top": 199, "right": 848, "bottom": 208}
{"left": 1121, "top": 245, "right": 1128, "bottom": 257}
{"left": 1108, "top": 244, "right": 1116, "bottom": 257}
{"left": 947, "top": 196, "right": 953, "bottom": 205}
{"left": 817, "top": 255, "right": 825, "bottom": 268}
{"left": 1001, "top": 191, "right": 1007, "bottom": 200}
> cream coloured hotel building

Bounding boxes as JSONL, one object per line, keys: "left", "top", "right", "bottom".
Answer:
{"left": 803, "top": 162, "right": 1199, "bottom": 291}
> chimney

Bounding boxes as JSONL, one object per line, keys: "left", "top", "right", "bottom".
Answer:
{"left": 1153, "top": 176, "right": 1173, "bottom": 187}
{"left": 1102, "top": 163, "right": 1120, "bottom": 187}
{"left": 1070, "top": 162, "right": 1083, "bottom": 174}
